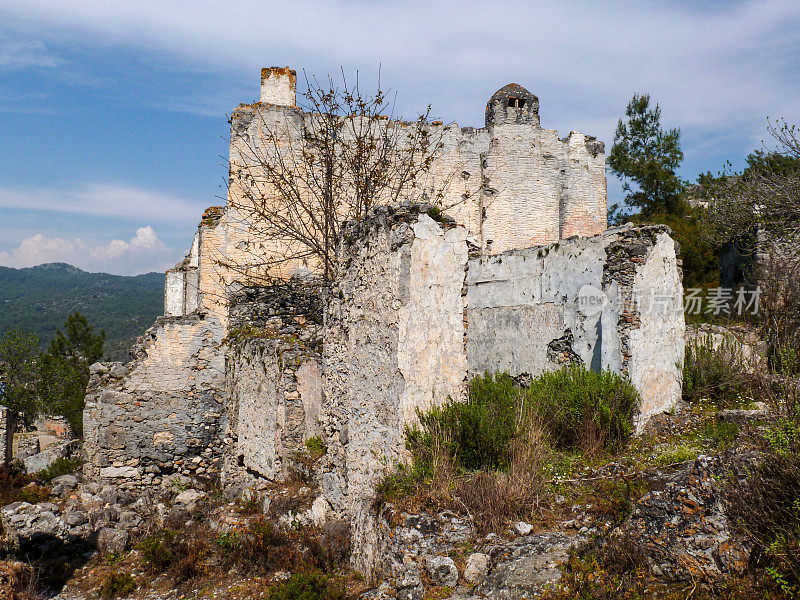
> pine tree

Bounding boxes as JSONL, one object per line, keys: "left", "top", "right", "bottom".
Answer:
{"left": 608, "top": 94, "right": 684, "bottom": 215}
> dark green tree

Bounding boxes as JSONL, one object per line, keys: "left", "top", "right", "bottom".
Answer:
{"left": 608, "top": 93, "right": 684, "bottom": 215}
{"left": 36, "top": 353, "right": 87, "bottom": 436}
{"left": 0, "top": 329, "right": 40, "bottom": 425}
{"left": 38, "top": 313, "right": 104, "bottom": 435}
{"left": 46, "top": 312, "right": 105, "bottom": 374}
{"left": 743, "top": 149, "right": 800, "bottom": 179}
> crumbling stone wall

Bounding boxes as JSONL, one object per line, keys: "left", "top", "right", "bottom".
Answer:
{"left": 83, "top": 313, "right": 226, "bottom": 490}
{"left": 175, "top": 68, "right": 607, "bottom": 328}
{"left": 0, "top": 406, "right": 13, "bottom": 464}
{"left": 222, "top": 282, "right": 324, "bottom": 489}
{"left": 465, "top": 223, "right": 684, "bottom": 428}
{"left": 323, "top": 205, "right": 469, "bottom": 577}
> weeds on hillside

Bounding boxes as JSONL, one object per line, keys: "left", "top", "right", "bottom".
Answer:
{"left": 97, "top": 571, "right": 136, "bottom": 599}
{"left": 0, "top": 464, "right": 49, "bottom": 505}
{"left": 136, "top": 513, "right": 351, "bottom": 586}
{"left": 541, "top": 534, "right": 786, "bottom": 600}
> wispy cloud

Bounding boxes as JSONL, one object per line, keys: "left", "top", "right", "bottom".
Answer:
{"left": 0, "top": 33, "right": 59, "bottom": 69}
{"left": 0, "top": 183, "right": 204, "bottom": 224}
{"left": 0, "top": 226, "right": 172, "bottom": 274}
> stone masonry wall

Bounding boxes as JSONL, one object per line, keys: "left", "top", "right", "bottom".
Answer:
{"left": 221, "top": 282, "right": 324, "bottom": 490}
{"left": 322, "top": 204, "right": 468, "bottom": 578}
{"left": 164, "top": 70, "right": 608, "bottom": 331}
{"left": 83, "top": 313, "right": 226, "bottom": 490}
{"left": 0, "top": 406, "right": 13, "bottom": 465}
{"left": 466, "top": 223, "right": 685, "bottom": 429}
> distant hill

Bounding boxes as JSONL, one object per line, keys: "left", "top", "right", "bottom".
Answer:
{"left": 0, "top": 263, "right": 164, "bottom": 361}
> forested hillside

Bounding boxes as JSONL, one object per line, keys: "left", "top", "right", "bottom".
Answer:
{"left": 0, "top": 263, "right": 163, "bottom": 361}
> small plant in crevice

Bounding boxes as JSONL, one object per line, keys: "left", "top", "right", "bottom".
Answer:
{"left": 36, "top": 456, "right": 83, "bottom": 484}
{"left": 305, "top": 436, "right": 327, "bottom": 459}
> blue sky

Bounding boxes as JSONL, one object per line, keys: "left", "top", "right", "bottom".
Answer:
{"left": 0, "top": 0, "right": 798, "bottom": 275}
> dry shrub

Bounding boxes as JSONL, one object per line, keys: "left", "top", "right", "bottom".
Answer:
{"left": 726, "top": 418, "right": 800, "bottom": 596}
{"left": 138, "top": 523, "right": 211, "bottom": 583}
{"left": 683, "top": 336, "right": 757, "bottom": 407}
{"left": 305, "top": 519, "right": 351, "bottom": 572}
{"left": 0, "top": 465, "right": 48, "bottom": 506}
{"left": 0, "top": 560, "right": 35, "bottom": 600}
{"left": 379, "top": 410, "right": 554, "bottom": 535}
{"left": 755, "top": 245, "right": 800, "bottom": 376}
{"left": 97, "top": 571, "right": 136, "bottom": 599}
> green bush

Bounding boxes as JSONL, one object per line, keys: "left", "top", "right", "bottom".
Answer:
{"left": 36, "top": 456, "right": 83, "bottom": 483}
{"left": 406, "top": 372, "right": 520, "bottom": 472}
{"left": 405, "top": 366, "right": 639, "bottom": 477}
{"left": 137, "top": 532, "right": 175, "bottom": 573}
{"left": 97, "top": 571, "right": 136, "bottom": 599}
{"left": 268, "top": 570, "right": 345, "bottom": 600}
{"left": 524, "top": 366, "right": 639, "bottom": 452}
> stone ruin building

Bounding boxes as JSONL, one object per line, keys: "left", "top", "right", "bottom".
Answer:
{"left": 81, "top": 67, "right": 685, "bottom": 578}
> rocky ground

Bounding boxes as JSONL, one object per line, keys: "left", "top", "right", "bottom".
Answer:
{"left": 0, "top": 400, "right": 777, "bottom": 599}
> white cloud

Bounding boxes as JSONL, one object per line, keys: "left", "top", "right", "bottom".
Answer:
{"left": 0, "top": 226, "right": 172, "bottom": 275}
{"left": 0, "top": 183, "right": 204, "bottom": 224}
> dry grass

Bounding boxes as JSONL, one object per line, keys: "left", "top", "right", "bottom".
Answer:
{"left": 0, "top": 560, "right": 36, "bottom": 600}
{"left": 379, "top": 414, "right": 557, "bottom": 535}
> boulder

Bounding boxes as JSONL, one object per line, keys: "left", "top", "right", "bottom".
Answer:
{"left": 464, "top": 552, "right": 491, "bottom": 585}
{"left": 63, "top": 511, "right": 89, "bottom": 527}
{"left": 97, "top": 527, "right": 129, "bottom": 555}
{"left": 425, "top": 555, "right": 458, "bottom": 587}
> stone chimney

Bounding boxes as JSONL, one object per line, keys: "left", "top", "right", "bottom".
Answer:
{"left": 260, "top": 67, "right": 297, "bottom": 106}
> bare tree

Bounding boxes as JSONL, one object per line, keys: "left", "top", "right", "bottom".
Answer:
{"left": 707, "top": 119, "right": 800, "bottom": 256}
{"left": 225, "top": 70, "right": 452, "bottom": 282}
{"left": 706, "top": 119, "right": 800, "bottom": 370}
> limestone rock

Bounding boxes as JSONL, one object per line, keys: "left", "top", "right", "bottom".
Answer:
{"left": 425, "top": 555, "right": 458, "bottom": 587}
{"left": 174, "top": 488, "right": 206, "bottom": 510}
{"left": 99, "top": 466, "right": 139, "bottom": 479}
{"left": 477, "top": 532, "right": 583, "bottom": 595}
{"left": 618, "top": 454, "right": 750, "bottom": 581}
{"left": 97, "top": 527, "right": 129, "bottom": 555}
{"left": 63, "top": 511, "right": 89, "bottom": 527}
{"left": 311, "top": 496, "right": 329, "bottom": 525}
{"left": 463, "top": 552, "right": 491, "bottom": 585}
{"left": 514, "top": 521, "right": 533, "bottom": 536}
